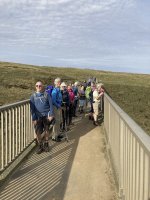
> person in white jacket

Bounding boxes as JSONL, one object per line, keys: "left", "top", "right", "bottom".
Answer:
{"left": 92, "top": 84, "right": 104, "bottom": 125}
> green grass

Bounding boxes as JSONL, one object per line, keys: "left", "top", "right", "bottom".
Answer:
{"left": 0, "top": 61, "right": 150, "bottom": 135}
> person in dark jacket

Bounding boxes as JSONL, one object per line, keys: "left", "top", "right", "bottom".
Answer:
{"left": 60, "top": 82, "right": 70, "bottom": 131}
{"left": 72, "top": 81, "right": 79, "bottom": 117}
{"left": 30, "top": 81, "right": 54, "bottom": 154}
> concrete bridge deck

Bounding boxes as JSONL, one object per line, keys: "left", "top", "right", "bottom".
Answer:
{"left": 0, "top": 115, "right": 117, "bottom": 200}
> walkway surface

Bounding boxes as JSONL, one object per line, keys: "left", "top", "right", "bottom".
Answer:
{"left": 0, "top": 115, "right": 117, "bottom": 200}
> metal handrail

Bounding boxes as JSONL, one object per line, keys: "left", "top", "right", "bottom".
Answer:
{"left": 0, "top": 99, "right": 34, "bottom": 171}
{"left": 104, "top": 93, "right": 150, "bottom": 200}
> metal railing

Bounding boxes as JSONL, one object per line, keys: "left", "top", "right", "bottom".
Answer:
{"left": 104, "top": 93, "right": 150, "bottom": 200}
{"left": 0, "top": 100, "right": 34, "bottom": 171}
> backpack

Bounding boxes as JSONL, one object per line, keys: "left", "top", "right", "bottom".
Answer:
{"left": 85, "top": 86, "right": 91, "bottom": 99}
{"left": 45, "top": 85, "right": 54, "bottom": 96}
{"left": 61, "top": 89, "right": 69, "bottom": 105}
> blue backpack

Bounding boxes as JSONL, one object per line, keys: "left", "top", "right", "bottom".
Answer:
{"left": 45, "top": 85, "right": 54, "bottom": 96}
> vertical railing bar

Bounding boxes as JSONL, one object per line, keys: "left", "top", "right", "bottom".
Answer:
{"left": 123, "top": 122, "right": 125, "bottom": 196}
{"left": 26, "top": 104, "right": 28, "bottom": 145}
{"left": 18, "top": 106, "right": 21, "bottom": 153}
{"left": 132, "top": 136, "right": 136, "bottom": 200}
{"left": 129, "top": 131, "right": 132, "bottom": 200}
{"left": 21, "top": 105, "right": 23, "bottom": 151}
{"left": 148, "top": 156, "right": 150, "bottom": 199}
{"left": 135, "top": 141, "right": 139, "bottom": 200}
{"left": 29, "top": 103, "right": 32, "bottom": 143}
{"left": 29, "top": 103, "right": 32, "bottom": 142}
{"left": 15, "top": 107, "right": 18, "bottom": 156}
{"left": 12, "top": 108, "right": 15, "bottom": 159}
{"left": 140, "top": 147, "right": 144, "bottom": 200}
{"left": 130, "top": 132, "right": 133, "bottom": 200}
{"left": 119, "top": 118, "right": 124, "bottom": 198}
{"left": 5, "top": 110, "right": 8, "bottom": 166}
{"left": 142, "top": 151, "right": 145, "bottom": 200}
{"left": 1, "top": 112, "right": 4, "bottom": 170}
{"left": 138, "top": 144, "right": 141, "bottom": 200}
{"left": 125, "top": 125, "right": 128, "bottom": 199}
{"left": 28, "top": 103, "right": 30, "bottom": 143}
{"left": 124, "top": 126, "right": 127, "bottom": 198}
{"left": 127, "top": 128, "right": 130, "bottom": 200}
{"left": 9, "top": 109, "right": 12, "bottom": 163}
{"left": 23, "top": 104, "right": 26, "bottom": 148}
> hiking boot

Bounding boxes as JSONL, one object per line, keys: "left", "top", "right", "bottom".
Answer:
{"left": 52, "top": 137, "right": 61, "bottom": 142}
{"left": 36, "top": 142, "right": 44, "bottom": 154}
{"left": 58, "top": 134, "right": 64, "bottom": 139}
{"left": 89, "top": 115, "right": 92, "bottom": 120}
{"left": 44, "top": 142, "right": 50, "bottom": 152}
{"left": 93, "top": 121, "right": 98, "bottom": 126}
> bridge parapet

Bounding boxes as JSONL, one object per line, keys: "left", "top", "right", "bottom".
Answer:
{"left": 104, "top": 93, "right": 150, "bottom": 200}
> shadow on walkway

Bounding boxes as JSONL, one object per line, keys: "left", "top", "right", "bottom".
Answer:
{"left": 0, "top": 114, "right": 100, "bottom": 200}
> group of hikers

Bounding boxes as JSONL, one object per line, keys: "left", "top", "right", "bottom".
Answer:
{"left": 30, "top": 77, "right": 104, "bottom": 154}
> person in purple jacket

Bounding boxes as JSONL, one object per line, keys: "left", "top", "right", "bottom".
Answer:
{"left": 30, "top": 81, "right": 54, "bottom": 154}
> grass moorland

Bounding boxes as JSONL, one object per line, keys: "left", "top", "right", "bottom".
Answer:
{"left": 0, "top": 61, "right": 150, "bottom": 135}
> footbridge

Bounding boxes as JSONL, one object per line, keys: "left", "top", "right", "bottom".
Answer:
{"left": 0, "top": 94, "right": 150, "bottom": 200}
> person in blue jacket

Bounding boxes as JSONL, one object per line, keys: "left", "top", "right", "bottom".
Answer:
{"left": 51, "top": 77, "right": 62, "bottom": 141}
{"left": 30, "top": 81, "right": 54, "bottom": 154}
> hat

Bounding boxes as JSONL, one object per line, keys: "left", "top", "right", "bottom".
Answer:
{"left": 74, "top": 81, "right": 79, "bottom": 86}
{"left": 60, "top": 82, "right": 67, "bottom": 87}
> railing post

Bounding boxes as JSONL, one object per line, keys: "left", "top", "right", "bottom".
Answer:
{"left": 9, "top": 109, "right": 12, "bottom": 163}
{"left": 119, "top": 119, "right": 125, "bottom": 199}
{"left": 12, "top": 108, "right": 15, "bottom": 160}
{"left": 1, "top": 112, "right": 4, "bottom": 170}
{"left": 5, "top": 110, "right": 8, "bottom": 166}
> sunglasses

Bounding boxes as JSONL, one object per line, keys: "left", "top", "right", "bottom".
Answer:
{"left": 36, "top": 85, "right": 42, "bottom": 87}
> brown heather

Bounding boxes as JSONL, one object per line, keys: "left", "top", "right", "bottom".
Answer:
{"left": 0, "top": 61, "right": 150, "bottom": 135}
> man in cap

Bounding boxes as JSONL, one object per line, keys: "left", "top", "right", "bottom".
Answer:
{"left": 30, "top": 81, "right": 54, "bottom": 154}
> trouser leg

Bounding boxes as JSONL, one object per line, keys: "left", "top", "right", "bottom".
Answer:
{"left": 53, "top": 107, "right": 62, "bottom": 139}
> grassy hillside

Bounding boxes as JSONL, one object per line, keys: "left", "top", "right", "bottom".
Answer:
{"left": 0, "top": 61, "right": 150, "bottom": 135}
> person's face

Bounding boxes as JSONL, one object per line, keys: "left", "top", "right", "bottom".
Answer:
{"left": 35, "top": 82, "right": 43, "bottom": 92}
{"left": 61, "top": 86, "right": 65, "bottom": 90}
{"left": 68, "top": 85, "right": 71, "bottom": 90}
{"left": 97, "top": 87, "right": 101, "bottom": 92}
{"left": 58, "top": 81, "right": 61, "bottom": 87}
{"left": 56, "top": 81, "right": 61, "bottom": 87}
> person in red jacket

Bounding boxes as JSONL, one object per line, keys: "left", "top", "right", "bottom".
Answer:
{"left": 67, "top": 85, "right": 75, "bottom": 125}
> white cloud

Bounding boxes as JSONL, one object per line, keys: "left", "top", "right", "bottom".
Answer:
{"left": 0, "top": 0, "right": 150, "bottom": 74}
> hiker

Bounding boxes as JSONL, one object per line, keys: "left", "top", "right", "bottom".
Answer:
{"left": 72, "top": 81, "right": 79, "bottom": 117}
{"left": 60, "top": 82, "right": 70, "bottom": 131}
{"left": 98, "top": 83, "right": 105, "bottom": 116}
{"left": 88, "top": 82, "right": 95, "bottom": 120}
{"left": 85, "top": 82, "right": 92, "bottom": 107}
{"left": 93, "top": 83, "right": 104, "bottom": 126}
{"left": 78, "top": 85, "right": 86, "bottom": 114}
{"left": 67, "top": 84, "right": 75, "bottom": 125}
{"left": 30, "top": 81, "right": 54, "bottom": 154}
{"left": 51, "top": 77, "right": 62, "bottom": 142}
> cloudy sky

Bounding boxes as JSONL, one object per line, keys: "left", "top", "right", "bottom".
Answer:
{"left": 0, "top": 0, "right": 150, "bottom": 74}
